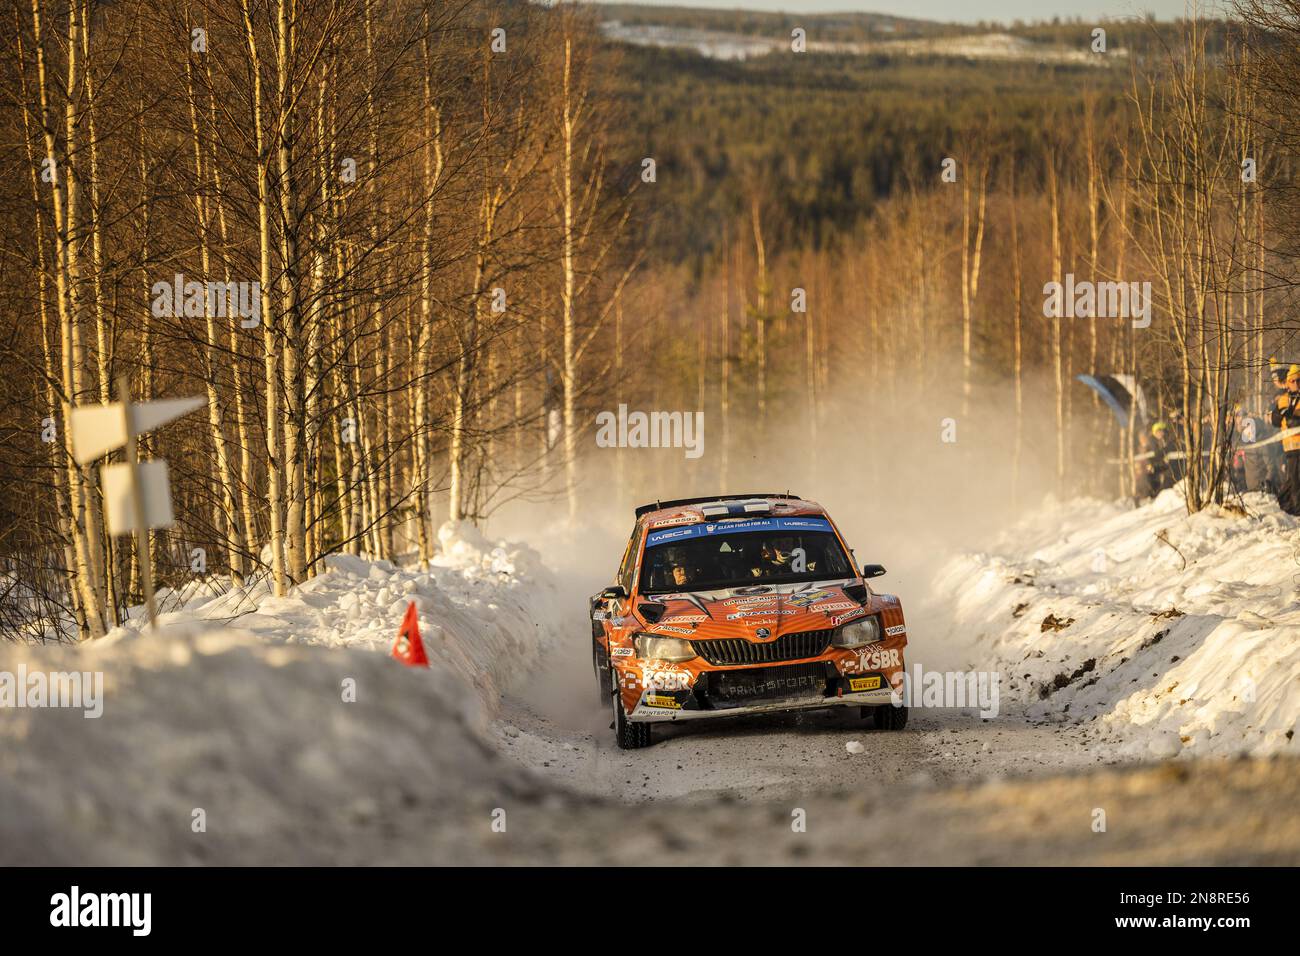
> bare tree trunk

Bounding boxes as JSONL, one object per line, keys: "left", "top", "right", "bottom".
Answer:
{"left": 1009, "top": 163, "right": 1024, "bottom": 509}
{"left": 33, "top": 0, "right": 106, "bottom": 637}
{"left": 16, "top": 12, "right": 82, "bottom": 634}
{"left": 560, "top": 34, "right": 579, "bottom": 521}
{"left": 719, "top": 232, "right": 730, "bottom": 489}
{"left": 750, "top": 198, "right": 770, "bottom": 423}
{"left": 241, "top": 0, "right": 287, "bottom": 593}
{"left": 277, "top": 0, "right": 307, "bottom": 582}
{"left": 81, "top": 17, "right": 114, "bottom": 622}
{"left": 960, "top": 157, "right": 986, "bottom": 419}
{"left": 185, "top": 52, "right": 245, "bottom": 586}
{"left": 1048, "top": 151, "right": 1066, "bottom": 495}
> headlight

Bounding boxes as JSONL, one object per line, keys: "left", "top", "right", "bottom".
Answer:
{"left": 634, "top": 633, "right": 696, "bottom": 662}
{"left": 832, "top": 616, "right": 882, "bottom": 648}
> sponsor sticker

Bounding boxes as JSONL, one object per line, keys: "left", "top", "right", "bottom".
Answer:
{"left": 650, "top": 514, "right": 699, "bottom": 528}
{"left": 849, "top": 675, "right": 883, "bottom": 692}
{"left": 646, "top": 694, "right": 682, "bottom": 709}
{"left": 854, "top": 647, "right": 902, "bottom": 670}
{"left": 650, "top": 624, "right": 694, "bottom": 635}
{"left": 726, "top": 609, "right": 799, "bottom": 620}
{"left": 643, "top": 669, "right": 690, "bottom": 691}
{"left": 786, "top": 589, "right": 834, "bottom": 608}
{"left": 830, "top": 607, "right": 867, "bottom": 626}
{"left": 885, "top": 624, "right": 907, "bottom": 637}
{"left": 815, "top": 601, "right": 858, "bottom": 613}
{"left": 645, "top": 516, "right": 834, "bottom": 547}
{"left": 644, "top": 526, "right": 697, "bottom": 545}
{"left": 611, "top": 646, "right": 634, "bottom": 657}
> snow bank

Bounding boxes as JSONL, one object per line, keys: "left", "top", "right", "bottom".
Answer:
{"left": 0, "top": 522, "right": 566, "bottom": 863}
{"left": 924, "top": 488, "right": 1300, "bottom": 760}
{"left": 0, "top": 624, "right": 538, "bottom": 863}
{"left": 115, "top": 522, "right": 565, "bottom": 713}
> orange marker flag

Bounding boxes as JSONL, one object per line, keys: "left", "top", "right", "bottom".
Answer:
{"left": 391, "top": 601, "right": 429, "bottom": 667}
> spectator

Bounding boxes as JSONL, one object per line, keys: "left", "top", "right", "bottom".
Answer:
{"left": 1269, "top": 365, "right": 1300, "bottom": 515}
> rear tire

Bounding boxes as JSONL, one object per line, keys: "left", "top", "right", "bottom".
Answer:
{"left": 612, "top": 685, "right": 652, "bottom": 749}
{"left": 871, "top": 703, "right": 909, "bottom": 731}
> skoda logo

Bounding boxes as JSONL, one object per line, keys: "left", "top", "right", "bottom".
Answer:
{"left": 755, "top": 627, "right": 771, "bottom": 639}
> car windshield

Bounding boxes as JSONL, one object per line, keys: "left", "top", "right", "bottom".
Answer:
{"left": 639, "top": 517, "right": 853, "bottom": 593}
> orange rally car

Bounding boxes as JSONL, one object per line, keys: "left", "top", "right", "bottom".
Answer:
{"left": 589, "top": 493, "right": 910, "bottom": 749}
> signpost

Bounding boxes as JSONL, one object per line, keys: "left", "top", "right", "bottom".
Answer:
{"left": 69, "top": 379, "right": 206, "bottom": 630}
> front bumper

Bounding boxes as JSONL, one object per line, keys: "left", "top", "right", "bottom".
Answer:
{"left": 623, "top": 657, "right": 903, "bottom": 723}
{"left": 631, "top": 685, "right": 897, "bottom": 722}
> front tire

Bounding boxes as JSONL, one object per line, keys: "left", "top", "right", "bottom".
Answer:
{"left": 871, "top": 703, "right": 909, "bottom": 731}
{"left": 612, "top": 685, "right": 652, "bottom": 749}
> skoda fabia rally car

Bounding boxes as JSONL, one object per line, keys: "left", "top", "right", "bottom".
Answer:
{"left": 590, "top": 493, "right": 910, "bottom": 749}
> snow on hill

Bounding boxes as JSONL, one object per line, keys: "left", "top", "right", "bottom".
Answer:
{"left": 600, "top": 21, "right": 783, "bottom": 60}
{"left": 599, "top": 21, "right": 1122, "bottom": 64}
{"left": 925, "top": 488, "right": 1300, "bottom": 760}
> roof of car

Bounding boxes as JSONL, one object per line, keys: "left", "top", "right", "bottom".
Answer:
{"left": 637, "top": 495, "right": 828, "bottom": 527}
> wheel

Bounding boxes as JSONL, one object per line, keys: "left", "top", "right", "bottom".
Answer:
{"left": 593, "top": 641, "right": 613, "bottom": 707}
{"left": 871, "top": 703, "right": 908, "bottom": 731}
{"left": 612, "top": 682, "right": 652, "bottom": 749}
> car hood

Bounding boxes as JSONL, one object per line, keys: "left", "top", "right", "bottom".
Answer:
{"left": 636, "top": 580, "right": 879, "bottom": 641}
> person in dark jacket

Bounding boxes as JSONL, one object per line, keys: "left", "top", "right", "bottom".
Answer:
{"left": 1266, "top": 361, "right": 1290, "bottom": 492}
{"left": 1134, "top": 430, "right": 1160, "bottom": 500}
{"left": 1139, "top": 421, "right": 1174, "bottom": 497}
{"left": 1269, "top": 365, "right": 1300, "bottom": 515}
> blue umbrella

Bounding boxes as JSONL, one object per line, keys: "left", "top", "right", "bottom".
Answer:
{"left": 1077, "top": 374, "right": 1140, "bottom": 428}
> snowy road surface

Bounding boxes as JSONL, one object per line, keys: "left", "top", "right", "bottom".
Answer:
{"left": 496, "top": 632, "right": 1105, "bottom": 803}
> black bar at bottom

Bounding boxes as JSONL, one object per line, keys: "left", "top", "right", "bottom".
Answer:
{"left": 0, "top": 866, "right": 1282, "bottom": 942}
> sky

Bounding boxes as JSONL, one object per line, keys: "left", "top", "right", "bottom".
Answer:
{"left": 589, "top": 1, "right": 1225, "bottom": 26}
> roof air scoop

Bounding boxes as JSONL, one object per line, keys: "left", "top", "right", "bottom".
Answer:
{"left": 700, "top": 499, "right": 772, "bottom": 519}
{"left": 638, "top": 602, "right": 667, "bottom": 624}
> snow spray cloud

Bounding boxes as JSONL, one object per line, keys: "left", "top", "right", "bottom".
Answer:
{"left": 0, "top": 666, "right": 103, "bottom": 718}
{"left": 594, "top": 404, "right": 705, "bottom": 459}
{"left": 889, "top": 664, "right": 1001, "bottom": 718}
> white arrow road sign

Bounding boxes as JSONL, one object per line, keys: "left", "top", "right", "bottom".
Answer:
{"left": 70, "top": 395, "right": 206, "bottom": 464}
{"left": 101, "top": 460, "right": 175, "bottom": 536}
{"left": 67, "top": 383, "right": 206, "bottom": 632}
{"left": 129, "top": 395, "right": 207, "bottom": 437}
{"left": 69, "top": 404, "right": 128, "bottom": 464}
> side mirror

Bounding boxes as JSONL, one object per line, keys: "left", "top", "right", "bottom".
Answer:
{"left": 601, "top": 585, "right": 629, "bottom": 600}
{"left": 861, "top": 564, "right": 887, "bottom": 579}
